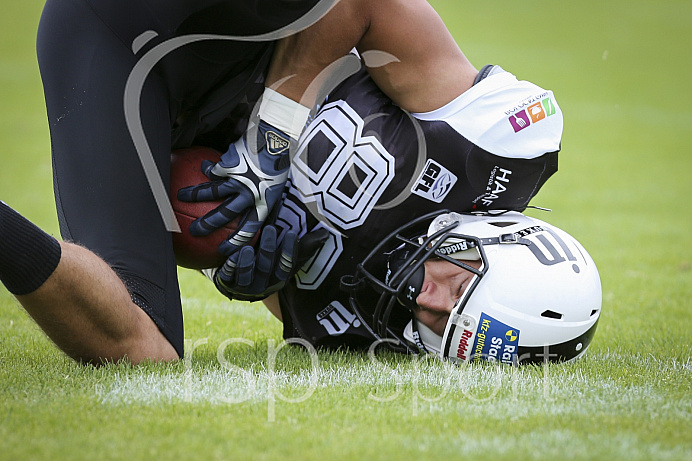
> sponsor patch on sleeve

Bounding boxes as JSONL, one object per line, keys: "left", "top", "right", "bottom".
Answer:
{"left": 410, "top": 159, "right": 458, "bottom": 203}
{"left": 471, "top": 313, "right": 520, "bottom": 365}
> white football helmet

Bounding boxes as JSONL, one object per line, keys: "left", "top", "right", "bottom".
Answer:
{"left": 342, "top": 211, "right": 601, "bottom": 364}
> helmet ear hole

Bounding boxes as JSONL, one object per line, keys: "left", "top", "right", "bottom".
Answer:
{"left": 541, "top": 310, "right": 563, "bottom": 320}
{"left": 488, "top": 221, "right": 520, "bottom": 228}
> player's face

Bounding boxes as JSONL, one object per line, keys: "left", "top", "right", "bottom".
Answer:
{"left": 414, "top": 258, "right": 482, "bottom": 336}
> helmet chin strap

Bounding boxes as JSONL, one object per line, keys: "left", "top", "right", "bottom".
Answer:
{"left": 403, "top": 319, "right": 443, "bottom": 355}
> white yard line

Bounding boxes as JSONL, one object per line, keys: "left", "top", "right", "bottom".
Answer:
{"left": 96, "top": 352, "right": 691, "bottom": 422}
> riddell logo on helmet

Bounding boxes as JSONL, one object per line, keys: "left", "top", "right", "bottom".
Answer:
{"left": 437, "top": 241, "right": 470, "bottom": 256}
{"left": 455, "top": 329, "right": 474, "bottom": 360}
{"left": 507, "top": 96, "right": 556, "bottom": 133}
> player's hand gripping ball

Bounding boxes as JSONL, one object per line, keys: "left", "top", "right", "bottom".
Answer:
{"left": 176, "top": 121, "right": 292, "bottom": 256}
{"left": 170, "top": 146, "right": 256, "bottom": 269}
{"left": 171, "top": 146, "right": 328, "bottom": 301}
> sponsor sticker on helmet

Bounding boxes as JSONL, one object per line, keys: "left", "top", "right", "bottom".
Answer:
{"left": 446, "top": 313, "right": 477, "bottom": 363}
{"left": 471, "top": 313, "right": 520, "bottom": 365}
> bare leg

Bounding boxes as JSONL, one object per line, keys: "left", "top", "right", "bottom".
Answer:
{"left": 16, "top": 241, "right": 178, "bottom": 365}
{"left": 267, "top": 0, "right": 477, "bottom": 112}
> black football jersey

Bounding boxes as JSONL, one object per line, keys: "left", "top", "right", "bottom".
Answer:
{"left": 275, "top": 64, "right": 562, "bottom": 349}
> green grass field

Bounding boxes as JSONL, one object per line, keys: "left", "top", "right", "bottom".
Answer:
{"left": 1, "top": 1, "right": 691, "bottom": 459}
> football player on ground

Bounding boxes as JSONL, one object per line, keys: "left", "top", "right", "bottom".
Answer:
{"left": 189, "top": 59, "right": 601, "bottom": 363}
{"left": 175, "top": 0, "right": 599, "bottom": 362}
{"left": 0, "top": 0, "right": 600, "bottom": 365}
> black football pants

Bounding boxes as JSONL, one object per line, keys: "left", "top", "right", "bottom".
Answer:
{"left": 37, "top": 0, "right": 319, "bottom": 357}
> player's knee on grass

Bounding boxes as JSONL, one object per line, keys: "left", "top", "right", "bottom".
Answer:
{"left": 112, "top": 269, "right": 185, "bottom": 360}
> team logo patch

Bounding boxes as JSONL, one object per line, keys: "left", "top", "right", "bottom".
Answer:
{"left": 471, "top": 313, "right": 520, "bottom": 365}
{"left": 316, "top": 301, "right": 361, "bottom": 336}
{"left": 507, "top": 96, "right": 557, "bottom": 133}
{"left": 411, "top": 159, "right": 458, "bottom": 203}
{"left": 265, "top": 131, "right": 290, "bottom": 155}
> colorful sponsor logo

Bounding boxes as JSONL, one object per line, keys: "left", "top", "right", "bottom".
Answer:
{"left": 472, "top": 313, "right": 520, "bottom": 365}
{"left": 508, "top": 97, "right": 556, "bottom": 133}
{"left": 411, "top": 159, "right": 458, "bottom": 203}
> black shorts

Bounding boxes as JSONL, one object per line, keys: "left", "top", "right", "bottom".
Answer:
{"left": 37, "top": 0, "right": 320, "bottom": 357}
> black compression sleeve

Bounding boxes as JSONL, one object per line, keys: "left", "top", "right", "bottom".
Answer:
{"left": 0, "top": 202, "right": 62, "bottom": 295}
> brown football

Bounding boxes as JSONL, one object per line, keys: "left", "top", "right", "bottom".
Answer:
{"left": 170, "top": 146, "right": 242, "bottom": 269}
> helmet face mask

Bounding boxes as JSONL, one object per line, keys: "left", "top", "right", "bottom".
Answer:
{"left": 341, "top": 210, "right": 602, "bottom": 364}
{"left": 342, "top": 211, "right": 485, "bottom": 353}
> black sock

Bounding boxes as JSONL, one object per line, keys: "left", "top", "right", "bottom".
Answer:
{"left": 0, "top": 201, "right": 62, "bottom": 295}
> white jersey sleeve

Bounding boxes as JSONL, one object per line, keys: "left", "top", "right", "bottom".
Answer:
{"left": 411, "top": 67, "right": 563, "bottom": 160}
